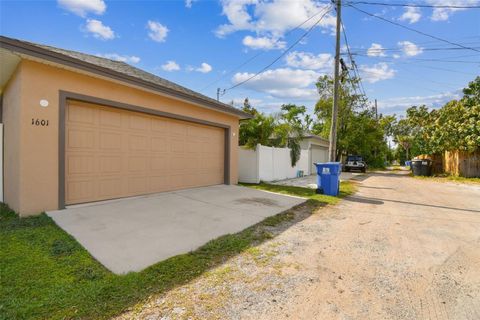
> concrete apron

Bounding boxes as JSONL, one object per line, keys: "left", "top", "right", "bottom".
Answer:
{"left": 47, "top": 185, "right": 305, "bottom": 274}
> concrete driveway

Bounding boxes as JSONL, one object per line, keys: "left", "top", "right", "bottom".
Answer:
{"left": 47, "top": 185, "right": 305, "bottom": 274}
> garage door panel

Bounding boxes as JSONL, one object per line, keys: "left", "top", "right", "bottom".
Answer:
{"left": 129, "top": 135, "right": 149, "bottom": 151}
{"left": 128, "top": 156, "right": 148, "bottom": 172}
{"left": 99, "top": 131, "right": 122, "bottom": 150}
{"left": 151, "top": 137, "right": 169, "bottom": 152}
{"left": 151, "top": 118, "right": 169, "bottom": 133}
{"left": 150, "top": 155, "right": 169, "bottom": 172}
{"left": 98, "top": 178, "right": 123, "bottom": 198}
{"left": 99, "top": 156, "right": 122, "bottom": 174}
{"left": 99, "top": 109, "right": 122, "bottom": 128}
{"left": 65, "top": 101, "right": 225, "bottom": 204}
{"left": 68, "top": 103, "right": 96, "bottom": 125}
{"left": 68, "top": 129, "right": 95, "bottom": 150}
{"left": 127, "top": 176, "right": 149, "bottom": 194}
{"left": 67, "top": 154, "right": 95, "bottom": 175}
{"left": 128, "top": 114, "right": 151, "bottom": 131}
{"left": 66, "top": 179, "right": 96, "bottom": 203}
{"left": 170, "top": 122, "right": 187, "bottom": 137}
{"left": 170, "top": 138, "right": 185, "bottom": 153}
{"left": 150, "top": 175, "right": 170, "bottom": 191}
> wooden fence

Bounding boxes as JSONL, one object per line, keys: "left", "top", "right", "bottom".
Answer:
{"left": 443, "top": 150, "right": 480, "bottom": 178}
{"left": 416, "top": 150, "right": 480, "bottom": 177}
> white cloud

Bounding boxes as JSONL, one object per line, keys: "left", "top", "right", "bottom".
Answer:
{"left": 194, "top": 62, "right": 213, "bottom": 73}
{"left": 58, "top": 0, "right": 106, "bottom": 17}
{"left": 399, "top": 6, "right": 421, "bottom": 24}
{"left": 367, "top": 43, "right": 386, "bottom": 57}
{"left": 393, "top": 54, "right": 401, "bottom": 59}
{"left": 147, "top": 20, "right": 169, "bottom": 42}
{"left": 161, "top": 60, "right": 180, "bottom": 71}
{"left": 398, "top": 41, "right": 423, "bottom": 56}
{"left": 242, "top": 35, "right": 286, "bottom": 50}
{"left": 427, "top": 0, "right": 477, "bottom": 21}
{"left": 377, "top": 91, "right": 462, "bottom": 114}
{"left": 231, "top": 68, "right": 320, "bottom": 100}
{"left": 185, "top": 0, "right": 196, "bottom": 8}
{"left": 96, "top": 53, "right": 140, "bottom": 64}
{"left": 359, "top": 63, "right": 396, "bottom": 83}
{"left": 285, "top": 51, "right": 333, "bottom": 71}
{"left": 85, "top": 19, "right": 115, "bottom": 40}
{"left": 215, "top": 0, "right": 335, "bottom": 38}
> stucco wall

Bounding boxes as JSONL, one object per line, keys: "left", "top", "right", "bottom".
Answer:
{"left": 8, "top": 59, "right": 240, "bottom": 216}
{"left": 2, "top": 64, "right": 22, "bottom": 212}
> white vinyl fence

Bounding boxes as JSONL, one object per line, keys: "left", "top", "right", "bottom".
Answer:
{"left": 238, "top": 144, "right": 310, "bottom": 183}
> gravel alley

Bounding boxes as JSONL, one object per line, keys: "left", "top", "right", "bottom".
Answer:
{"left": 117, "top": 171, "right": 480, "bottom": 320}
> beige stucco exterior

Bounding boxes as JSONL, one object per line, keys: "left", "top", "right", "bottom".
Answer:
{"left": 3, "top": 59, "right": 240, "bottom": 216}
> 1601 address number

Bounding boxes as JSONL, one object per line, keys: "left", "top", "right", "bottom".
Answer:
{"left": 31, "top": 119, "right": 49, "bottom": 126}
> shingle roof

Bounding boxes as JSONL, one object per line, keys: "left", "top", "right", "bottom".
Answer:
{"left": 0, "top": 36, "right": 251, "bottom": 119}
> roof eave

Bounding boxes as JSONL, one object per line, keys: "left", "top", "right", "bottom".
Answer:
{"left": 0, "top": 36, "right": 252, "bottom": 119}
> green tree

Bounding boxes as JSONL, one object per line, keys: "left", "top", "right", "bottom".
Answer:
{"left": 312, "top": 75, "right": 387, "bottom": 166}
{"left": 241, "top": 98, "right": 258, "bottom": 116}
{"left": 275, "top": 104, "right": 308, "bottom": 166}
{"left": 394, "top": 77, "right": 480, "bottom": 159}
{"left": 462, "top": 76, "right": 480, "bottom": 107}
{"left": 239, "top": 113, "right": 276, "bottom": 149}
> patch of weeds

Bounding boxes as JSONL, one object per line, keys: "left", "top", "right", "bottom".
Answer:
{"left": 75, "top": 266, "right": 105, "bottom": 281}
{"left": 241, "top": 181, "right": 357, "bottom": 207}
{"left": 245, "top": 246, "right": 278, "bottom": 266}
{"left": 413, "top": 174, "right": 480, "bottom": 185}
{"left": 262, "top": 211, "right": 295, "bottom": 227}
{"left": 50, "top": 239, "right": 76, "bottom": 256}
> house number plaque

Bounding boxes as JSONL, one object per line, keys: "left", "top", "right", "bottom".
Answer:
{"left": 31, "top": 118, "right": 49, "bottom": 126}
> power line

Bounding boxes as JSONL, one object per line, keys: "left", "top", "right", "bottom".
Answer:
{"left": 350, "top": 46, "right": 480, "bottom": 54}
{"left": 340, "top": 20, "right": 368, "bottom": 98}
{"left": 224, "top": 6, "right": 333, "bottom": 92}
{"left": 346, "top": 1, "right": 480, "bottom": 9}
{"left": 354, "top": 53, "right": 478, "bottom": 75}
{"left": 349, "top": 53, "right": 480, "bottom": 64}
{"left": 348, "top": 4, "right": 480, "bottom": 53}
{"left": 200, "top": 4, "right": 333, "bottom": 93}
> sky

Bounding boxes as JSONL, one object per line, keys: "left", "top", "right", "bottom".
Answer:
{"left": 0, "top": 0, "right": 479, "bottom": 117}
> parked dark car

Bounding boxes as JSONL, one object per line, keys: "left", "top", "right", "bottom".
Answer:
{"left": 344, "top": 155, "right": 367, "bottom": 173}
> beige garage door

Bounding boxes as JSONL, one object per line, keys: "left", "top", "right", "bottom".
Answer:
{"left": 311, "top": 145, "right": 329, "bottom": 174}
{"left": 65, "top": 101, "right": 225, "bottom": 205}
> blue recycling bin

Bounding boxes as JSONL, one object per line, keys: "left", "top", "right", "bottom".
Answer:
{"left": 405, "top": 160, "right": 411, "bottom": 168}
{"left": 314, "top": 162, "right": 341, "bottom": 196}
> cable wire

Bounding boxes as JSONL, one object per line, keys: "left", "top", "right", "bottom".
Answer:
{"left": 348, "top": 4, "right": 480, "bottom": 53}
{"left": 340, "top": 20, "right": 368, "bottom": 98}
{"left": 346, "top": 1, "right": 480, "bottom": 9}
{"left": 224, "top": 6, "right": 333, "bottom": 92}
{"left": 200, "top": 4, "right": 333, "bottom": 93}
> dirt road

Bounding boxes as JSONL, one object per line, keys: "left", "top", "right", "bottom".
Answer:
{"left": 117, "top": 171, "right": 480, "bottom": 320}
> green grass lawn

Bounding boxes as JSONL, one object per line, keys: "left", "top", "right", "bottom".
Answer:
{"left": 241, "top": 181, "right": 356, "bottom": 206}
{"left": 412, "top": 174, "right": 480, "bottom": 185}
{"left": 0, "top": 181, "right": 356, "bottom": 319}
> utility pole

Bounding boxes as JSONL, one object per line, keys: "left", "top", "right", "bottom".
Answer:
{"left": 216, "top": 88, "right": 221, "bottom": 101}
{"left": 329, "top": 0, "right": 341, "bottom": 162}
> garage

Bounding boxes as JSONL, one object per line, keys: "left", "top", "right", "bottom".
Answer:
{"left": 311, "top": 145, "right": 329, "bottom": 174}
{"left": 0, "top": 36, "right": 251, "bottom": 215}
{"left": 65, "top": 100, "right": 225, "bottom": 205}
